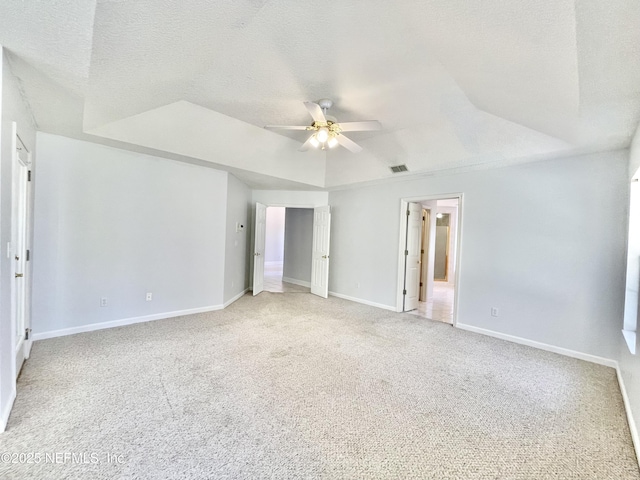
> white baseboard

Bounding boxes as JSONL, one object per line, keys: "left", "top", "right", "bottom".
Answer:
{"left": 328, "top": 291, "right": 396, "bottom": 312}
{"left": 456, "top": 323, "right": 618, "bottom": 368}
{"left": 616, "top": 365, "right": 640, "bottom": 465}
{"left": 223, "top": 288, "right": 249, "bottom": 308}
{"left": 32, "top": 304, "right": 225, "bottom": 341}
{"left": 0, "top": 389, "right": 16, "bottom": 433}
{"left": 282, "top": 277, "right": 311, "bottom": 288}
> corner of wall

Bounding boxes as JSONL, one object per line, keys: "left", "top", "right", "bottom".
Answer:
{"left": 223, "top": 174, "right": 251, "bottom": 304}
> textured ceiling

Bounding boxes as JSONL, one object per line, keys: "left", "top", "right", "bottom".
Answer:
{"left": 1, "top": 0, "right": 639, "bottom": 189}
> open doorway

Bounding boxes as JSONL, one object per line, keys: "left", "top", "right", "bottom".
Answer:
{"left": 397, "top": 195, "right": 461, "bottom": 325}
{"left": 262, "top": 206, "right": 313, "bottom": 294}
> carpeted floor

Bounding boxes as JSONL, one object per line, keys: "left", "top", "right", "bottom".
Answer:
{"left": 1, "top": 292, "right": 638, "bottom": 479}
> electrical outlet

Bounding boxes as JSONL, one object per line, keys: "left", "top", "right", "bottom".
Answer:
{"left": 100, "top": 297, "right": 108, "bottom": 307}
{"left": 491, "top": 307, "right": 499, "bottom": 317}
{"left": 146, "top": 292, "right": 153, "bottom": 301}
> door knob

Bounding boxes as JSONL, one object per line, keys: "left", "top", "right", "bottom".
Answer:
{"left": 15, "top": 273, "right": 23, "bottom": 278}
{"left": 322, "top": 255, "right": 329, "bottom": 259}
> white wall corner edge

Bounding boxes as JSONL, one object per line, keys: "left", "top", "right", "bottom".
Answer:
{"left": 328, "top": 291, "right": 396, "bottom": 312}
{"left": 0, "top": 389, "right": 16, "bottom": 433}
{"left": 223, "top": 288, "right": 250, "bottom": 308}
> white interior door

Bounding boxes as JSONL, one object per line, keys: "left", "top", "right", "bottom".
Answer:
{"left": 311, "top": 205, "right": 331, "bottom": 298}
{"left": 252, "top": 202, "right": 266, "bottom": 296}
{"left": 12, "top": 124, "right": 31, "bottom": 377}
{"left": 403, "top": 202, "right": 422, "bottom": 311}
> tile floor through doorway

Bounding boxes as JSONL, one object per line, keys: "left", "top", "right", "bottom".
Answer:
{"left": 264, "top": 263, "right": 310, "bottom": 293}
{"left": 409, "top": 282, "right": 454, "bottom": 324}
{"left": 264, "top": 263, "right": 451, "bottom": 322}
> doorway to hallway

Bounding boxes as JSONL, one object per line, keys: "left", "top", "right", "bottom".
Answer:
{"left": 397, "top": 195, "right": 461, "bottom": 325}
{"left": 259, "top": 206, "right": 314, "bottom": 294}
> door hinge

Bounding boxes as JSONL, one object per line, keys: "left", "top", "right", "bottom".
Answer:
{"left": 26, "top": 249, "right": 30, "bottom": 261}
{"left": 421, "top": 249, "right": 424, "bottom": 254}
{"left": 27, "top": 170, "right": 31, "bottom": 182}
{"left": 404, "top": 250, "right": 408, "bottom": 256}
{"left": 406, "top": 210, "right": 410, "bottom": 216}
{"left": 25, "top": 328, "right": 31, "bottom": 340}
{"left": 403, "top": 289, "right": 407, "bottom": 295}
{"left": 420, "top": 282, "right": 423, "bottom": 287}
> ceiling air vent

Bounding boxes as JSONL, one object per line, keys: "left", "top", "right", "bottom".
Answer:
{"left": 390, "top": 164, "right": 408, "bottom": 173}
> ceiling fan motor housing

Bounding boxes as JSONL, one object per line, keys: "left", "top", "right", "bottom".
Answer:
{"left": 317, "top": 99, "right": 333, "bottom": 110}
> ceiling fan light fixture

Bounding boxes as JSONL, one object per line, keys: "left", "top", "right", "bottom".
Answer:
{"left": 309, "top": 135, "right": 320, "bottom": 148}
{"left": 265, "top": 100, "right": 380, "bottom": 153}
{"left": 316, "top": 127, "right": 329, "bottom": 143}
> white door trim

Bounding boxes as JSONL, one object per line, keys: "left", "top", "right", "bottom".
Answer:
{"left": 396, "top": 193, "right": 464, "bottom": 327}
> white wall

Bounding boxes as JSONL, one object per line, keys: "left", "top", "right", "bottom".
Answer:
{"left": 252, "top": 190, "right": 328, "bottom": 207}
{"left": 265, "top": 207, "right": 285, "bottom": 264}
{"left": 223, "top": 174, "right": 251, "bottom": 304}
{"left": 32, "top": 133, "right": 229, "bottom": 336}
{"left": 0, "top": 48, "right": 37, "bottom": 431}
{"left": 283, "top": 208, "right": 313, "bottom": 284}
{"left": 329, "top": 150, "right": 628, "bottom": 360}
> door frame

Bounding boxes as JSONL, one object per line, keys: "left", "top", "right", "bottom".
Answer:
{"left": 396, "top": 193, "right": 464, "bottom": 327}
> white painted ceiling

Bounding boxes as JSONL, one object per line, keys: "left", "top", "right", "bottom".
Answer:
{"left": 1, "top": 1, "right": 639, "bottom": 189}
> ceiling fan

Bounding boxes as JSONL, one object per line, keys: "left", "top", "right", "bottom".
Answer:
{"left": 264, "top": 99, "right": 382, "bottom": 153}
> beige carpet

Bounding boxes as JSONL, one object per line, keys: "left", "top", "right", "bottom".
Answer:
{"left": 1, "top": 292, "right": 638, "bottom": 479}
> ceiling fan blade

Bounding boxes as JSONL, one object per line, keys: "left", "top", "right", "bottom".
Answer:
{"left": 298, "top": 134, "right": 317, "bottom": 152}
{"left": 338, "top": 120, "right": 382, "bottom": 132}
{"left": 304, "top": 102, "right": 326, "bottom": 123}
{"left": 336, "top": 134, "right": 363, "bottom": 153}
{"left": 264, "top": 125, "right": 309, "bottom": 130}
